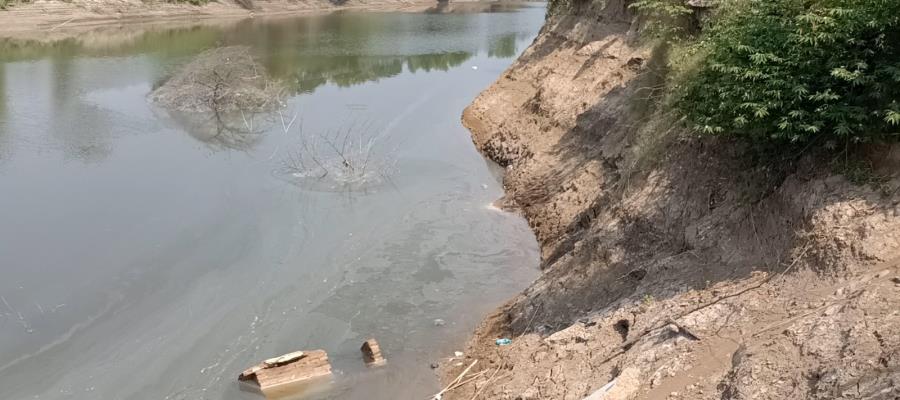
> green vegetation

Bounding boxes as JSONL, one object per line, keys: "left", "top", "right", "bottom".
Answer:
{"left": 632, "top": 0, "right": 900, "bottom": 146}
{"left": 629, "top": 0, "right": 694, "bottom": 40}
{"left": 0, "top": 0, "right": 20, "bottom": 10}
{"left": 834, "top": 158, "right": 887, "bottom": 187}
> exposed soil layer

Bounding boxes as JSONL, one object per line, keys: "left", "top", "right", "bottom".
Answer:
{"left": 440, "top": 1, "right": 900, "bottom": 399}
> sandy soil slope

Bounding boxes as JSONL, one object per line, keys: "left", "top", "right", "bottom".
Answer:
{"left": 440, "top": 0, "right": 900, "bottom": 399}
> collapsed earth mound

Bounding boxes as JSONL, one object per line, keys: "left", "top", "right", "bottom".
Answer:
{"left": 150, "top": 46, "right": 286, "bottom": 150}
{"left": 151, "top": 46, "right": 284, "bottom": 114}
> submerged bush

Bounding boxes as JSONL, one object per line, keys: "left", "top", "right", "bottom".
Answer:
{"left": 679, "top": 0, "right": 900, "bottom": 144}
{"left": 151, "top": 46, "right": 284, "bottom": 114}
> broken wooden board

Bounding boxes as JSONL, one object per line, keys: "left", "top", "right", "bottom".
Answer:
{"left": 239, "top": 349, "right": 332, "bottom": 396}
{"left": 361, "top": 339, "right": 386, "bottom": 366}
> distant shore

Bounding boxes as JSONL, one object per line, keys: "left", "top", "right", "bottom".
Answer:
{"left": 0, "top": 0, "right": 528, "bottom": 39}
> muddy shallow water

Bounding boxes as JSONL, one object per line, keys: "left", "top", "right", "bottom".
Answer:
{"left": 0, "top": 6, "right": 543, "bottom": 400}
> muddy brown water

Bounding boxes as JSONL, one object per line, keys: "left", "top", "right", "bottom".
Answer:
{"left": 0, "top": 6, "right": 544, "bottom": 400}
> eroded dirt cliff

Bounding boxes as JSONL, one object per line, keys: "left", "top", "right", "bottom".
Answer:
{"left": 441, "top": 1, "right": 900, "bottom": 399}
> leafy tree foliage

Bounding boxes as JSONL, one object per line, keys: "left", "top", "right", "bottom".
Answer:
{"left": 679, "top": 0, "right": 900, "bottom": 143}
{"left": 629, "top": 0, "right": 693, "bottom": 40}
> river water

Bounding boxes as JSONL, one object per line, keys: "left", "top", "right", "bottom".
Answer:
{"left": 0, "top": 5, "right": 543, "bottom": 400}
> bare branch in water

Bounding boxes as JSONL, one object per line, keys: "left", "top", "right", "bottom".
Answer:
{"left": 279, "top": 118, "right": 398, "bottom": 191}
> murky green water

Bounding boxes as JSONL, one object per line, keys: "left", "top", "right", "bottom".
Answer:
{"left": 0, "top": 5, "right": 544, "bottom": 400}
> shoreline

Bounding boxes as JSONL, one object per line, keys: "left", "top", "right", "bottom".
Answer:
{"left": 0, "top": 0, "right": 529, "bottom": 40}
{"left": 441, "top": 0, "right": 900, "bottom": 398}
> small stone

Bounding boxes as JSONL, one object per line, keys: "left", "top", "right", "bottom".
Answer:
{"left": 666, "top": 324, "right": 680, "bottom": 334}
{"left": 430, "top": 363, "right": 439, "bottom": 369}
{"left": 875, "top": 269, "right": 891, "bottom": 278}
{"left": 454, "top": 351, "right": 464, "bottom": 358}
{"left": 433, "top": 319, "right": 446, "bottom": 327}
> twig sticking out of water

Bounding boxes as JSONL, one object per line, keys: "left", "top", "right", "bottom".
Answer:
{"left": 280, "top": 118, "right": 397, "bottom": 191}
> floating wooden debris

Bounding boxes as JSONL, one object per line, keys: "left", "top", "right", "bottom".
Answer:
{"left": 239, "top": 350, "right": 332, "bottom": 396}
{"left": 360, "top": 339, "right": 386, "bottom": 366}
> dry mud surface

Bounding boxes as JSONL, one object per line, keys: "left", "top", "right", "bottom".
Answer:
{"left": 440, "top": 0, "right": 900, "bottom": 399}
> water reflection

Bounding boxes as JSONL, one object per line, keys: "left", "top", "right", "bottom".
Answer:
{"left": 169, "top": 110, "right": 272, "bottom": 151}
{"left": 0, "top": 5, "right": 546, "bottom": 400}
{"left": 0, "top": 7, "right": 536, "bottom": 93}
{"left": 217, "top": 15, "right": 482, "bottom": 94}
{"left": 424, "top": 1, "right": 531, "bottom": 14}
{"left": 0, "top": 25, "right": 221, "bottom": 62}
{"left": 150, "top": 9, "right": 533, "bottom": 150}
{"left": 0, "top": 6, "right": 542, "bottom": 156}
{"left": 488, "top": 33, "right": 518, "bottom": 58}
{"left": 0, "top": 64, "right": 7, "bottom": 162}
{"left": 47, "top": 53, "right": 113, "bottom": 162}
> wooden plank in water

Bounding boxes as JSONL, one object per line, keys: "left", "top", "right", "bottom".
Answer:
{"left": 239, "top": 349, "right": 332, "bottom": 394}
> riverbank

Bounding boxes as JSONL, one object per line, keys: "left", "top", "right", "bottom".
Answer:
{"left": 0, "top": 0, "right": 525, "bottom": 39}
{"left": 441, "top": 0, "right": 900, "bottom": 398}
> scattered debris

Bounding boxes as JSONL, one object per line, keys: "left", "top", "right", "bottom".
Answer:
{"left": 239, "top": 349, "right": 331, "bottom": 395}
{"left": 495, "top": 338, "right": 512, "bottom": 346}
{"left": 582, "top": 367, "right": 640, "bottom": 400}
{"left": 361, "top": 339, "right": 386, "bottom": 367}
{"left": 583, "top": 378, "right": 617, "bottom": 400}
{"left": 430, "top": 360, "right": 478, "bottom": 400}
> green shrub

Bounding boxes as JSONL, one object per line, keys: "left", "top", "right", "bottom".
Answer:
{"left": 629, "top": 0, "right": 693, "bottom": 40}
{"left": 678, "top": 0, "right": 900, "bottom": 144}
